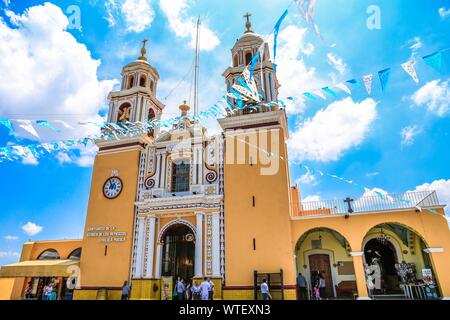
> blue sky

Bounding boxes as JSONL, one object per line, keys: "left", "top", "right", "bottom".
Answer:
{"left": 0, "top": 0, "right": 450, "bottom": 264}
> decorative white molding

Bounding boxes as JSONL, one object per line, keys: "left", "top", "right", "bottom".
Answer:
{"left": 195, "top": 212, "right": 203, "bottom": 277}
{"left": 144, "top": 216, "right": 156, "bottom": 278}
{"left": 424, "top": 247, "right": 444, "bottom": 254}
{"left": 350, "top": 251, "right": 364, "bottom": 257}
{"left": 157, "top": 218, "right": 196, "bottom": 243}
{"left": 211, "top": 212, "right": 221, "bottom": 276}
{"left": 357, "top": 297, "right": 372, "bottom": 300}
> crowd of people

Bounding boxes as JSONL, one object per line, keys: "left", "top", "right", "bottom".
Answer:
{"left": 121, "top": 276, "right": 216, "bottom": 300}
{"left": 23, "top": 279, "right": 59, "bottom": 300}
{"left": 174, "top": 277, "right": 215, "bottom": 300}
{"left": 121, "top": 272, "right": 328, "bottom": 301}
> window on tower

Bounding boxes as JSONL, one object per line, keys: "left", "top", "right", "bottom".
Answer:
{"left": 148, "top": 108, "right": 155, "bottom": 137}
{"left": 171, "top": 162, "right": 190, "bottom": 192}
{"left": 245, "top": 52, "right": 252, "bottom": 65}
{"left": 127, "top": 75, "right": 135, "bottom": 89}
{"left": 139, "top": 75, "right": 147, "bottom": 87}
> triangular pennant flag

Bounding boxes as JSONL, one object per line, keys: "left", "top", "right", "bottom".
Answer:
{"left": 322, "top": 87, "right": 337, "bottom": 97}
{"left": 249, "top": 53, "right": 259, "bottom": 80}
{"left": 335, "top": 83, "right": 352, "bottom": 95}
{"left": 362, "top": 74, "right": 373, "bottom": 95}
{"left": 346, "top": 79, "right": 358, "bottom": 86}
{"left": 303, "top": 92, "right": 317, "bottom": 100}
{"left": 312, "top": 89, "right": 326, "bottom": 100}
{"left": 273, "top": 9, "right": 289, "bottom": 64}
{"left": 0, "top": 118, "right": 14, "bottom": 135}
{"left": 401, "top": 60, "right": 419, "bottom": 84}
{"left": 16, "top": 120, "right": 40, "bottom": 139}
{"left": 378, "top": 68, "right": 391, "bottom": 92}
{"left": 423, "top": 51, "right": 442, "bottom": 72}
{"left": 36, "top": 120, "right": 61, "bottom": 132}
{"left": 53, "top": 120, "right": 73, "bottom": 129}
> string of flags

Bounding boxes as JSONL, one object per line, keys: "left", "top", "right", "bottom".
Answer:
{"left": 293, "top": 49, "right": 448, "bottom": 103}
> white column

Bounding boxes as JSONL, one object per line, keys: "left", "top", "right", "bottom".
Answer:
{"left": 144, "top": 216, "right": 156, "bottom": 278}
{"left": 133, "top": 216, "right": 146, "bottom": 278}
{"left": 211, "top": 212, "right": 221, "bottom": 276}
{"left": 195, "top": 212, "right": 203, "bottom": 277}
{"left": 155, "top": 243, "right": 162, "bottom": 278}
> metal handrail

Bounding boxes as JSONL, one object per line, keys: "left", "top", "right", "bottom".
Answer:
{"left": 298, "top": 191, "right": 441, "bottom": 217}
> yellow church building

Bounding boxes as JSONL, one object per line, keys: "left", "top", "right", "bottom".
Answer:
{"left": 1, "top": 18, "right": 450, "bottom": 301}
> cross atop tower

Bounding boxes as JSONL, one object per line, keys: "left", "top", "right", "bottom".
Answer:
{"left": 243, "top": 12, "right": 252, "bottom": 33}
{"left": 138, "top": 38, "right": 148, "bottom": 61}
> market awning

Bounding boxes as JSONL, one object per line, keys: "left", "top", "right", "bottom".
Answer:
{"left": 0, "top": 259, "right": 79, "bottom": 278}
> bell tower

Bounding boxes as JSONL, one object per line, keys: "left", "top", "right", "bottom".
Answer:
{"left": 218, "top": 15, "right": 296, "bottom": 298}
{"left": 75, "top": 40, "right": 164, "bottom": 299}
{"left": 222, "top": 13, "right": 280, "bottom": 105}
{"left": 107, "top": 39, "right": 165, "bottom": 138}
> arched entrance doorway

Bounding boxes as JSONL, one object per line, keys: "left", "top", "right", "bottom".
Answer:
{"left": 364, "top": 238, "right": 399, "bottom": 294}
{"left": 295, "top": 227, "right": 355, "bottom": 299}
{"left": 161, "top": 224, "right": 195, "bottom": 282}
{"left": 362, "top": 223, "right": 440, "bottom": 298}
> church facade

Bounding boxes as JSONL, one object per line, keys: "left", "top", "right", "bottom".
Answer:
{"left": 1, "top": 19, "right": 450, "bottom": 301}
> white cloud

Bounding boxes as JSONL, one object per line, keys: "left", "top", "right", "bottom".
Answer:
{"left": 406, "top": 37, "right": 423, "bottom": 58}
{"left": 412, "top": 179, "right": 450, "bottom": 214}
{"left": 411, "top": 79, "right": 450, "bottom": 116}
{"left": 2, "top": 0, "right": 11, "bottom": 7}
{"left": 158, "top": 0, "right": 220, "bottom": 51}
{"left": 326, "top": 52, "right": 347, "bottom": 75}
{"left": 0, "top": 251, "right": 19, "bottom": 259}
{"left": 3, "top": 235, "right": 19, "bottom": 241}
{"left": 0, "top": 3, "right": 117, "bottom": 136}
{"left": 400, "top": 125, "right": 422, "bottom": 147}
{"left": 0, "top": 3, "right": 117, "bottom": 166}
{"left": 21, "top": 221, "right": 43, "bottom": 236}
{"left": 21, "top": 152, "right": 39, "bottom": 166}
{"left": 288, "top": 98, "right": 377, "bottom": 162}
{"left": 366, "top": 172, "right": 379, "bottom": 178}
{"left": 56, "top": 152, "right": 72, "bottom": 165}
{"left": 439, "top": 7, "right": 450, "bottom": 18}
{"left": 121, "top": 0, "right": 154, "bottom": 32}
{"left": 269, "top": 25, "right": 323, "bottom": 115}
{"left": 302, "top": 195, "right": 321, "bottom": 202}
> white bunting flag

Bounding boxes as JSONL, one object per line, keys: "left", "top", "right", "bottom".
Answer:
{"left": 335, "top": 83, "right": 352, "bottom": 95}
{"left": 401, "top": 60, "right": 419, "bottom": 84}
{"left": 41, "top": 143, "right": 54, "bottom": 153}
{"left": 362, "top": 74, "right": 373, "bottom": 95}
{"left": 16, "top": 120, "right": 40, "bottom": 139}
{"left": 54, "top": 120, "right": 74, "bottom": 129}
{"left": 11, "top": 145, "right": 27, "bottom": 156}
{"left": 312, "top": 89, "right": 326, "bottom": 100}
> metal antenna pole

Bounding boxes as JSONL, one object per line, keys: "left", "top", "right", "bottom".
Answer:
{"left": 194, "top": 16, "right": 201, "bottom": 117}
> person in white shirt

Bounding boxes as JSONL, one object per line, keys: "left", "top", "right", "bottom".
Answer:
{"left": 199, "top": 277, "right": 210, "bottom": 301}
{"left": 207, "top": 278, "right": 215, "bottom": 300}
{"left": 260, "top": 279, "right": 271, "bottom": 300}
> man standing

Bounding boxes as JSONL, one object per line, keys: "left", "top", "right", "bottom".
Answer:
{"left": 207, "top": 278, "right": 215, "bottom": 300}
{"left": 260, "top": 279, "right": 271, "bottom": 300}
{"left": 176, "top": 278, "right": 186, "bottom": 300}
{"left": 200, "top": 277, "right": 210, "bottom": 301}
{"left": 296, "top": 273, "right": 308, "bottom": 300}
{"left": 121, "top": 281, "right": 131, "bottom": 300}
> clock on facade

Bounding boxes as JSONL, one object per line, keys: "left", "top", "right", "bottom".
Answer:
{"left": 103, "top": 177, "right": 123, "bottom": 199}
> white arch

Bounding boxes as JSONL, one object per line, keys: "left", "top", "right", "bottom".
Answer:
{"left": 157, "top": 218, "right": 196, "bottom": 244}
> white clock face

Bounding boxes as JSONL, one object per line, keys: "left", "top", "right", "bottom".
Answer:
{"left": 103, "top": 177, "right": 123, "bottom": 199}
